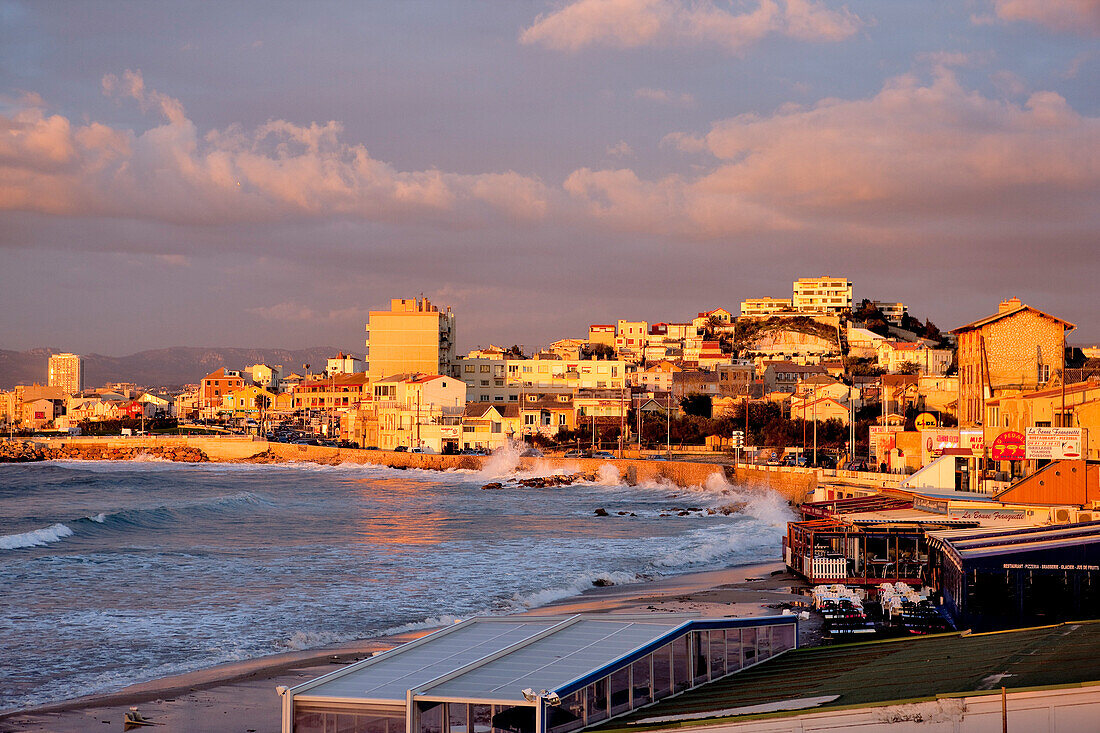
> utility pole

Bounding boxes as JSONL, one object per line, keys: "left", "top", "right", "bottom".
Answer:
{"left": 666, "top": 390, "right": 671, "bottom": 460}
{"left": 813, "top": 384, "right": 818, "bottom": 466}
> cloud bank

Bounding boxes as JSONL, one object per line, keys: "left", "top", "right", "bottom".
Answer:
{"left": 0, "top": 70, "right": 549, "bottom": 226}
{"left": 989, "top": 0, "right": 1100, "bottom": 35}
{"left": 520, "top": 0, "right": 864, "bottom": 53}
{"left": 564, "top": 68, "right": 1100, "bottom": 239}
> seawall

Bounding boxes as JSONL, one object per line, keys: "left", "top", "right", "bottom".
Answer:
{"left": 15, "top": 436, "right": 818, "bottom": 503}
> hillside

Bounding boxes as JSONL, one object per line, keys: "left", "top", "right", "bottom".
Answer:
{"left": 0, "top": 346, "right": 353, "bottom": 390}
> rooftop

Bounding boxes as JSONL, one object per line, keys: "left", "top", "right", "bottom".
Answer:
{"left": 601, "top": 622, "right": 1100, "bottom": 730}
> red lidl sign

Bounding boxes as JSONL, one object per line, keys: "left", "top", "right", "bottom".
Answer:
{"left": 991, "top": 430, "right": 1025, "bottom": 461}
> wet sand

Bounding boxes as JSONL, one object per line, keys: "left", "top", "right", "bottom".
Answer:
{"left": 0, "top": 563, "right": 811, "bottom": 733}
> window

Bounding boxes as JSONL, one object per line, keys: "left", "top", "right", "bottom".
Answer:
{"left": 491, "top": 422, "right": 501, "bottom": 433}
{"left": 509, "top": 395, "right": 518, "bottom": 401}
{"left": 1038, "top": 364, "right": 1050, "bottom": 384}
{"left": 524, "top": 414, "right": 536, "bottom": 425}
{"left": 481, "top": 380, "right": 489, "bottom": 386}
{"left": 480, "top": 365, "right": 491, "bottom": 373}
{"left": 558, "top": 414, "right": 567, "bottom": 425}
{"left": 465, "top": 365, "right": 475, "bottom": 373}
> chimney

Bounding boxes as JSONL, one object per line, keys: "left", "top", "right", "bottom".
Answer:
{"left": 999, "top": 297, "right": 1022, "bottom": 313}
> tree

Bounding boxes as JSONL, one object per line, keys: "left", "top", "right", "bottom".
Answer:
{"left": 680, "top": 393, "right": 712, "bottom": 418}
{"left": 582, "top": 343, "right": 616, "bottom": 360}
{"left": 504, "top": 344, "right": 525, "bottom": 359}
{"left": 896, "top": 361, "right": 921, "bottom": 375}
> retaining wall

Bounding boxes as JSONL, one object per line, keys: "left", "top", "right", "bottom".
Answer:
{"left": 22, "top": 436, "right": 816, "bottom": 501}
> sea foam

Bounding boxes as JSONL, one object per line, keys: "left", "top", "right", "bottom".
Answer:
{"left": 0, "top": 522, "right": 75, "bottom": 550}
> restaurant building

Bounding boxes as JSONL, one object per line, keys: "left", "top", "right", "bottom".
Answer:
{"left": 279, "top": 614, "right": 798, "bottom": 733}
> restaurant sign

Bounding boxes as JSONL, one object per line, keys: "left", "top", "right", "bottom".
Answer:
{"left": 990, "top": 430, "right": 1026, "bottom": 461}
{"left": 1025, "top": 427, "right": 1083, "bottom": 460}
{"left": 913, "top": 496, "right": 949, "bottom": 515}
{"left": 949, "top": 507, "right": 1027, "bottom": 523}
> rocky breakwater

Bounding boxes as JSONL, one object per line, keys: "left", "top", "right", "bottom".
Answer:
{"left": 0, "top": 440, "right": 208, "bottom": 463}
{"left": 481, "top": 472, "right": 597, "bottom": 490}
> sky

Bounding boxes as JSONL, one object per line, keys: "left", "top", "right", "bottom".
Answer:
{"left": 1, "top": 0, "right": 1099, "bottom": 355}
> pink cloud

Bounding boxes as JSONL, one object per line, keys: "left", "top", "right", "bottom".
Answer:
{"left": 0, "top": 71, "right": 549, "bottom": 225}
{"left": 564, "top": 68, "right": 1100, "bottom": 238}
{"left": 990, "top": 0, "right": 1100, "bottom": 35}
{"left": 520, "top": 0, "right": 863, "bottom": 53}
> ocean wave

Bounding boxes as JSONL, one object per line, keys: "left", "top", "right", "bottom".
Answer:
{"left": 507, "top": 569, "right": 645, "bottom": 609}
{"left": 1, "top": 492, "right": 275, "bottom": 551}
{"left": 0, "top": 522, "right": 75, "bottom": 550}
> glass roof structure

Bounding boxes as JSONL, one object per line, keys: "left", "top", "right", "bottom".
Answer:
{"left": 280, "top": 614, "right": 799, "bottom": 733}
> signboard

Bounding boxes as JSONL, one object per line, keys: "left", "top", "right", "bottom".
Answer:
{"left": 869, "top": 425, "right": 902, "bottom": 462}
{"left": 921, "top": 428, "right": 960, "bottom": 465}
{"left": 990, "top": 430, "right": 1026, "bottom": 461}
{"left": 949, "top": 507, "right": 1027, "bottom": 523}
{"left": 915, "top": 412, "right": 938, "bottom": 429}
{"left": 913, "top": 496, "right": 949, "bottom": 515}
{"left": 960, "top": 430, "right": 984, "bottom": 452}
{"left": 1026, "top": 427, "right": 1083, "bottom": 460}
{"left": 440, "top": 426, "right": 460, "bottom": 439}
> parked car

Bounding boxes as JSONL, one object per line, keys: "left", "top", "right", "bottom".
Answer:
{"left": 843, "top": 459, "right": 868, "bottom": 472}
{"left": 521, "top": 447, "right": 544, "bottom": 457}
{"left": 563, "top": 449, "right": 586, "bottom": 458}
{"left": 362, "top": 445, "right": 380, "bottom": 451}
{"left": 393, "top": 445, "right": 408, "bottom": 452}
{"left": 410, "top": 446, "right": 435, "bottom": 454}
{"left": 811, "top": 455, "right": 837, "bottom": 469}
{"left": 592, "top": 451, "right": 616, "bottom": 460}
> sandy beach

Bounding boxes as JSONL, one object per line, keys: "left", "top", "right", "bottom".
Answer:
{"left": 0, "top": 561, "right": 812, "bottom": 733}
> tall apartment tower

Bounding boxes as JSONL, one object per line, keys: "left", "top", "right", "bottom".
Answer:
{"left": 365, "top": 298, "right": 456, "bottom": 380}
{"left": 48, "top": 352, "right": 85, "bottom": 393}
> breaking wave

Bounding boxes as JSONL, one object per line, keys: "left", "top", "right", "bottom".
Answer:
{"left": 0, "top": 492, "right": 274, "bottom": 551}
{"left": 0, "top": 523, "right": 75, "bottom": 550}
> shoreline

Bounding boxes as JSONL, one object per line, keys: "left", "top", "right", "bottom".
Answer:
{"left": 1, "top": 451, "right": 808, "bottom": 732}
{"left": 0, "top": 561, "right": 810, "bottom": 732}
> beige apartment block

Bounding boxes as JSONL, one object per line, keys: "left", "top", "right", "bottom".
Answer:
{"left": 951, "top": 298, "right": 1074, "bottom": 426}
{"left": 792, "top": 276, "right": 853, "bottom": 314}
{"left": 365, "top": 297, "right": 456, "bottom": 380}
{"left": 740, "top": 297, "right": 794, "bottom": 317}
{"left": 47, "top": 352, "right": 84, "bottom": 394}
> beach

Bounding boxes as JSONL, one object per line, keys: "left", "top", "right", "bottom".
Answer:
{"left": 0, "top": 561, "right": 813, "bottom": 733}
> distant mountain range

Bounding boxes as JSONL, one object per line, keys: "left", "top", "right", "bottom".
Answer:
{"left": 0, "top": 347, "right": 355, "bottom": 390}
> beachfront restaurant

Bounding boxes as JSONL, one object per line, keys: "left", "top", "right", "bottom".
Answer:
{"left": 927, "top": 521, "right": 1100, "bottom": 631}
{"left": 278, "top": 614, "right": 799, "bottom": 733}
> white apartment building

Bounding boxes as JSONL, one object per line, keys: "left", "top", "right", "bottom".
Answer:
{"left": 792, "top": 276, "right": 853, "bottom": 314}
{"left": 458, "top": 357, "right": 628, "bottom": 403}
{"left": 871, "top": 301, "right": 908, "bottom": 324}
{"left": 47, "top": 352, "right": 84, "bottom": 393}
{"left": 740, "top": 297, "right": 794, "bottom": 317}
{"left": 365, "top": 297, "right": 456, "bottom": 380}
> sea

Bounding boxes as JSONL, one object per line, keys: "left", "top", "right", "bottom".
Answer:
{"left": 0, "top": 448, "right": 792, "bottom": 713}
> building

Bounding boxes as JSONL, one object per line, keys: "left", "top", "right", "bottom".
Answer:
{"left": 876, "top": 340, "right": 953, "bottom": 375}
{"left": 458, "top": 357, "right": 628, "bottom": 404}
{"left": 460, "top": 402, "right": 521, "bottom": 452}
{"left": 633, "top": 361, "right": 681, "bottom": 392}
{"left": 374, "top": 373, "right": 466, "bottom": 451}
{"left": 47, "top": 352, "right": 84, "bottom": 394}
{"left": 199, "top": 368, "right": 250, "bottom": 411}
{"left": 587, "top": 324, "right": 616, "bottom": 347}
{"left": 792, "top": 276, "right": 853, "bottom": 314}
{"left": 716, "top": 362, "right": 755, "bottom": 396}
{"left": 614, "top": 320, "right": 649, "bottom": 362}
{"left": 602, "top": 622, "right": 1100, "bottom": 733}
{"left": 278, "top": 614, "right": 798, "bottom": 733}
{"left": 325, "top": 353, "right": 364, "bottom": 376}
{"left": 739, "top": 297, "right": 793, "bottom": 317}
{"left": 928, "top": 519, "right": 1100, "bottom": 631}
{"left": 671, "top": 370, "right": 720, "bottom": 405}
{"left": 520, "top": 393, "right": 575, "bottom": 438}
{"left": 870, "top": 300, "right": 908, "bottom": 324}
{"left": 950, "top": 298, "right": 1075, "bottom": 426}
{"left": 761, "top": 361, "right": 828, "bottom": 394}
{"left": 365, "top": 297, "right": 456, "bottom": 380}
{"left": 248, "top": 363, "right": 282, "bottom": 393}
